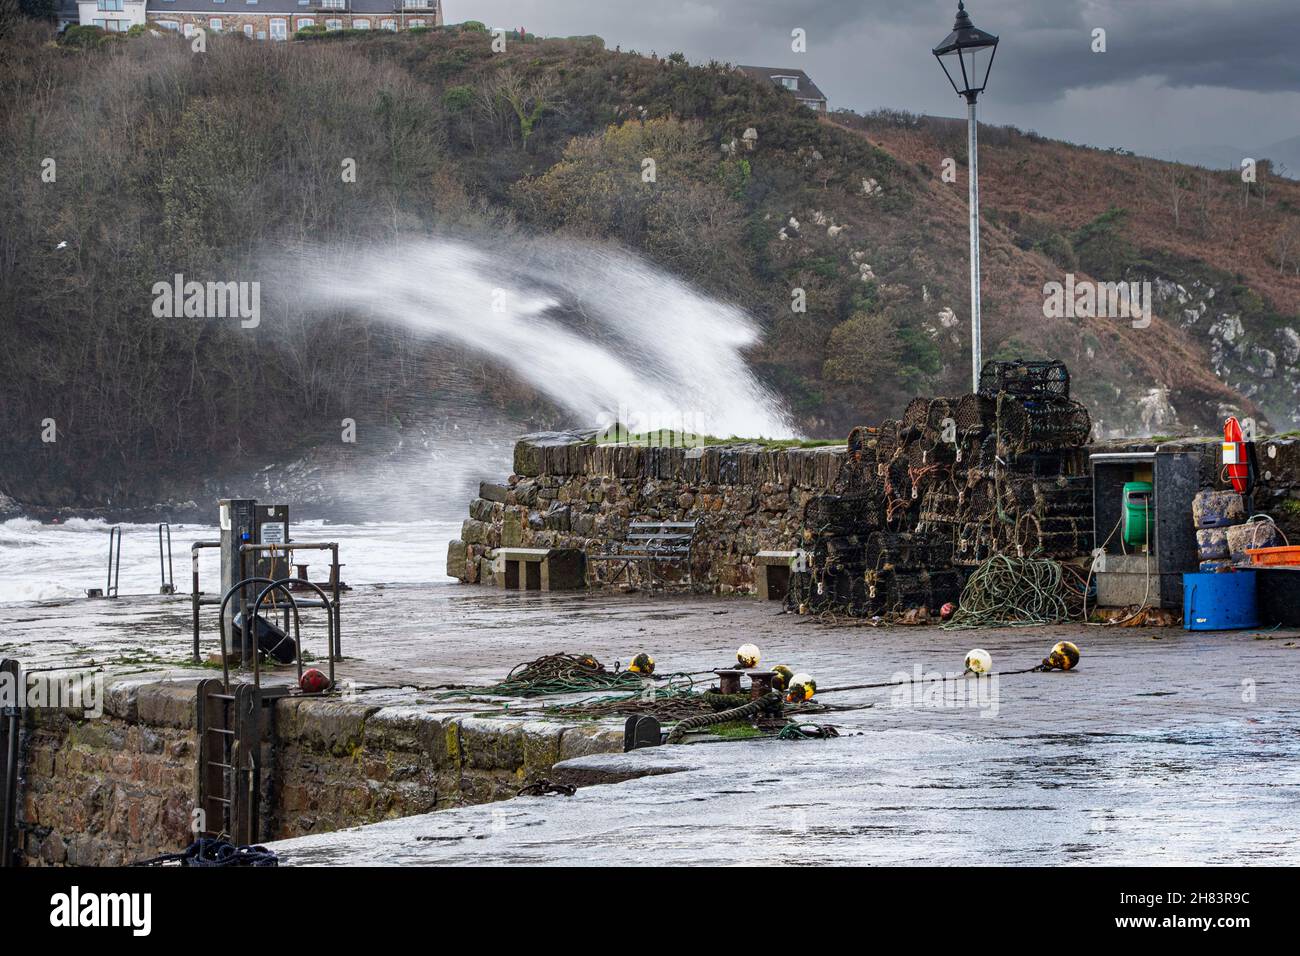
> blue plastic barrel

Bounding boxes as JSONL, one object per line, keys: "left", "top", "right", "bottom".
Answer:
{"left": 1183, "top": 571, "right": 1259, "bottom": 630}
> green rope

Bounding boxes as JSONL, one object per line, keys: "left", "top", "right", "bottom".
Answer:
{"left": 435, "top": 653, "right": 685, "bottom": 699}
{"left": 942, "top": 552, "right": 1072, "bottom": 629}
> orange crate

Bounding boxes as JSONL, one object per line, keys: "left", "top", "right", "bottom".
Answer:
{"left": 1245, "top": 545, "right": 1300, "bottom": 567}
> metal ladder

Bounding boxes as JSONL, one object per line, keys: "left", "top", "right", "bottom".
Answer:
{"left": 195, "top": 679, "right": 286, "bottom": 844}
{"left": 195, "top": 577, "right": 332, "bottom": 843}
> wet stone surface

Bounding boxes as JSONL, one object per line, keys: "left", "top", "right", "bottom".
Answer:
{"left": 3, "top": 584, "right": 1298, "bottom": 865}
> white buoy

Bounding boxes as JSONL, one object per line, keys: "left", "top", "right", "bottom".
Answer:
{"left": 964, "top": 648, "right": 992, "bottom": 675}
{"left": 736, "top": 643, "right": 761, "bottom": 668}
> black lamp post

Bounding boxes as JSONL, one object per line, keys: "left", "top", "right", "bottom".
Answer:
{"left": 933, "top": 1, "right": 999, "bottom": 393}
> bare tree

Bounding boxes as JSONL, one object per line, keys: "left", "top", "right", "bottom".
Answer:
{"left": 1161, "top": 162, "right": 1188, "bottom": 230}
{"left": 477, "top": 68, "right": 563, "bottom": 150}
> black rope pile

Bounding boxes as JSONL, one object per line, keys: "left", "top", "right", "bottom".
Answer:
{"left": 777, "top": 722, "right": 841, "bottom": 740}
{"left": 517, "top": 778, "right": 576, "bottom": 797}
{"left": 132, "top": 838, "right": 278, "bottom": 867}
{"left": 436, "top": 653, "right": 661, "bottom": 699}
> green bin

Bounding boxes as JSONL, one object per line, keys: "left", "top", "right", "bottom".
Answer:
{"left": 1122, "top": 481, "right": 1153, "bottom": 547}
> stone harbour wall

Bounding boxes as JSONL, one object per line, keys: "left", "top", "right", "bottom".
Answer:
{"left": 16, "top": 679, "right": 618, "bottom": 866}
{"left": 447, "top": 431, "right": 1300, "bottom": 594}
{"left": 447, "top": 431, "right": 851, "bottom": 594}
{"left": 19, "top": 682, "right": 196, "bottom": 866}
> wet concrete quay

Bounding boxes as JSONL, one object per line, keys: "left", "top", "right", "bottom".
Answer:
{"left": 3, "top": 584, "right": 1298, "bottom": 865}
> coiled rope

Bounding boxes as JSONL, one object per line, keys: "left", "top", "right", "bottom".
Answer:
{"left": 666, "top": 690, "right": 783, "bottom": 744}
{"left": 436, "top": 653, "right": 690, "bottom": 699}
{"left": 942, "top": 552, "right": 1072, "bottom": 628}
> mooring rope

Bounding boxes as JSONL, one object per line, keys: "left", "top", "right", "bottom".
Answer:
{"left": 132, "top": 838, "right": 278, "bottom": 867}
{"left": 666, "top": 690, "right": 782, "bottom": 744}
{"left": 435, "top": 653, "right": 692, "bottom": 699}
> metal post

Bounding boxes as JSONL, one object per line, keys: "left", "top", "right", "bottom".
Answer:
{"left": 967, "top": 96, "right": 982, "bottom": 393}
{"left": 1, "top": 659, "right": 20, "bottom": 868}
{"left": 192, "top": 548, "right": 201, "bottom": 663}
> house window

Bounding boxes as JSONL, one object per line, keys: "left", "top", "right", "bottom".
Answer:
{"left": 403, "top": 0, "right": 429, "bottom": 7}
{"left": 209, "top": 17, "right": 221, "bottom": 30}
{"left": 408, "top": 18, "right": 424, "bottom": 26}
{"left": 297, "top": 17, "right": 314, "bottom": 28}
{"left": 320, "top": 0, "right": 343, "bottom": 7}
{"left": 92, "top": 17, "right": 128, "bottom": 30}
{"left": 774, "top": 76, "right": 799, "bottom": 90}
{"left": 96, "top": 0, "right": 123, "bottom": 11}
{"left": 182, "top": 22, "right": 194, "bottom": 36}
{"left": 269, "top": 18, "right": 286, "bottom": 38}
{"left": 156, "top": 20, "right": 179, "bottom": 30}
{"left": 243, "top": 23, "right": 253, "bottom": 35}
{"left": 380, "top": 18, "right": 395, "bottom": 29}
{"left": 352, "top": 18, "right": 369, "bottom": 28}
{"left": 325, "top": 18, "right": 341, "bottom": 30}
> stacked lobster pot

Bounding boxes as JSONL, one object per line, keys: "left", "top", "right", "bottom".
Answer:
{"left": 794, "top": 360, "right": 1095, "bottom": 617}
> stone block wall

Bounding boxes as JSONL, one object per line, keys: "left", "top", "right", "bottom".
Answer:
{"left": 448, "top": 432, "right": 850, "bottom": 594}
{"left": 15, "top": 678, "right": 619, "bottom": 865}
{"left": 269, "top": 700, "right": 612, "bottom": 839}
{"left": 448, "top": 432, "right": 1300, "bottom": 595}
{"left": 19, "top": 682, "right": 197, "bottom": 866}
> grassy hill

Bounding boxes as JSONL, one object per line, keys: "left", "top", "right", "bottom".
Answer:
{"left": 2, "top": 21, "right": 1298, "bottom": 506}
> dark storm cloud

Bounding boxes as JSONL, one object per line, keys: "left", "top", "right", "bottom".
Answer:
{"left": 987, "top": 0, "right": 1300, "bottom": 102}
{"left": 454, "top": 0, "right": 1300, "bottom": 161}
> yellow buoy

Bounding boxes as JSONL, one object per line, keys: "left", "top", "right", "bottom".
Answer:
{"left": 786, "top": 672, "right": 816, "bottom": 703}
{"left": 628, "top": 653, "right": 656, "bottom": 675}
{"left": 771, "top": 664, "right": 795, "bottom": 691}
{"left": 1042, "top": 641, "right": 1080, "bottom": 671}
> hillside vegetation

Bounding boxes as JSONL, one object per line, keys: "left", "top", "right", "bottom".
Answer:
{"left": 2, "top": 22, "right": 1297, "bottom": 507}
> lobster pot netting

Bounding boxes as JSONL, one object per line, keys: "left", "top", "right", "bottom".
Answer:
{"left": 803, "top": 493, "right": 881, "bottom": 536}
{"left": 846, "top": 426, "right": 878, "bottom": 462}
{"left": 978, "top": 360, "right": 1070, "bottom": 401}
{"left": 802, "top": 365, "right": 1093, "bottom": 617}
{"left": 996, "top": 394, "right": 1092, "bottom": 454}
{"left": 865, "top": 531, "right": 953, "bottom": 571}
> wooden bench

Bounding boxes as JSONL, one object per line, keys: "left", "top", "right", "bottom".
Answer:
{"left": 588, "top": 520, "right": 699, "bottom": 590}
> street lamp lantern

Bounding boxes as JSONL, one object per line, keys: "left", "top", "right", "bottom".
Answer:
{"left": 933, "top": 1, "right": 999, "bottom": 392}
{"left": 932, "top": 1, "right": 999, "bottom": 103}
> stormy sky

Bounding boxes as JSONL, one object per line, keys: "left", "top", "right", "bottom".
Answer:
{"left": 454, "top": 0, "right": 1300, "bottom": 172}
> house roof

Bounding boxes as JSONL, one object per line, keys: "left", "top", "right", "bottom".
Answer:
{"left": 737, "top": 65, "right": 827, "bottom": 104}
{"left": 144, "top": 0, "right": 434, "bottom": 15}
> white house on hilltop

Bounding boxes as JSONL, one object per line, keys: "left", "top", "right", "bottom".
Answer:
{"left": 736, "top": 65, "right": 828, "bottom": 113}
{"left": 59, "top": 0, "right": 442, "bottom": 37}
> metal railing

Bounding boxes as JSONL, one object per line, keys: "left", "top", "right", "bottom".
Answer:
{"left": 158, "top": 523, "right": 175, "bottom": 595}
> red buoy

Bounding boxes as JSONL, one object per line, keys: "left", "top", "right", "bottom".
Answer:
{"left": 299, "top": 668, "right": 331, "bottom": 694}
